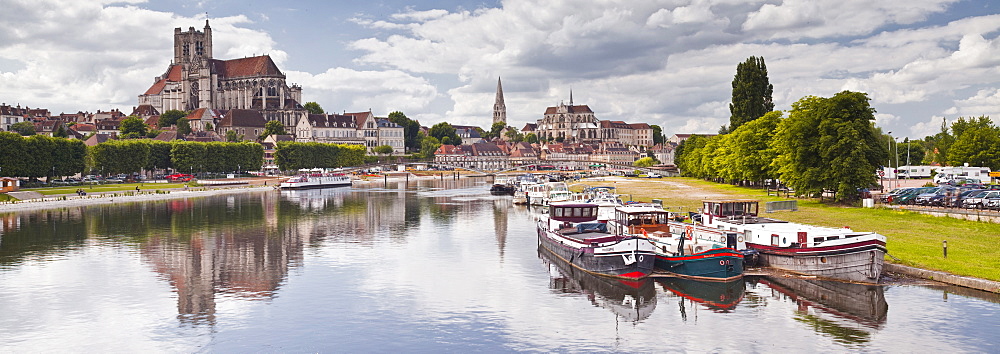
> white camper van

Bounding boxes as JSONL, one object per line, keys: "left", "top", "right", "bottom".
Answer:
{"left": 934, "top": 166, "right": 992, "bottom": 184}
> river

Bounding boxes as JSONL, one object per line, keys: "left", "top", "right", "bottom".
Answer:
{"left": 0, "top": 178, "right": 997, "bottom": 352}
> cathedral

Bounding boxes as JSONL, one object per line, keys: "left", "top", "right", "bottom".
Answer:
{"left": 138, "top": 21, "right": 307, "bottom": 130}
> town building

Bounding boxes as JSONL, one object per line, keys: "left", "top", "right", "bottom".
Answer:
{"left": 0, "top": 104, "right": 29, "bottom": 132}
{"left": 533, "top": 93, "right": 654, "bottom": 148}
{"left": 138, "top": 21, "right": 307, "bottom": 133}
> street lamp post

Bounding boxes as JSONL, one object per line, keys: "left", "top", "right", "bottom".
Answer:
{"left": 893, "top": 137, "right": 900, "bottom": 188}
{"left": 886, "top": 131, "right": 892, "bottom": 190}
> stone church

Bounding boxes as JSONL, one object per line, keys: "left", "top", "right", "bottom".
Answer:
{"left": 138, "top": 21, "right": 307, "bottom": 131}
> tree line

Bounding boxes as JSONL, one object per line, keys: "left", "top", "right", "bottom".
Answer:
{"left": 677, "top": 91, "right": 888, "bottom": 202}
{"left": 273, "top": 142, "right": 366, "bottom": 171}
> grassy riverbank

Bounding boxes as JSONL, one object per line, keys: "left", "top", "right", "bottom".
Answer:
{"left": 594, "top": 177, "right": 1000, "bottom": 282}
{"left": 25, "top": 182, "right": 190, "bottom": 196}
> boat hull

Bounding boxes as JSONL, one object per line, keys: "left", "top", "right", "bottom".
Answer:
{"left": 749, "top": 240, "right": 885, "bottom": 283}
{"left": 279, "top": 177, "right": 352, "bottom": 189}
{"left": 654, "top": 248, "right": 744, "bottom": 281}
{"left": 537, "top": 227, "right": 656, "bottom": 279}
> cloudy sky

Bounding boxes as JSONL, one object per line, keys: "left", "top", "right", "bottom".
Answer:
{"left": 1, "top": 0, "right": 999, "bottom": 139}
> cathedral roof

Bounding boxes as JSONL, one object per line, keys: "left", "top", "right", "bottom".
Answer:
{"left": 143, "top": 65, "right": 182, "bottom": 95}
{"left": 212, "top": 56, "right": 284, "bottom": 78}
{"left": 544, "top": 105, "right": 593, "bottom": 115}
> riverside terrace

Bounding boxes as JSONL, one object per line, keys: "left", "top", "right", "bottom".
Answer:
{"left": 354, "top": 158, "right": 676, "bottom": 175}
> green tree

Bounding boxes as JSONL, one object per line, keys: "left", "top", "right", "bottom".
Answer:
{"left": 373, "top": 145, "right": 394, "bottom": 157}
{"left": 428, "top": 122, "right": 461, "bottom": 145}
{"left": 10, "top": 121, "right": 35, "bottom": 136}
{"left": 0, "top": 132, "right": 26, "bottom": 177}
{"left": 726, "top": 111, "right": 782, "bottom": 184}
{"left": 651, "top": 125, "right": 665, "bottom": 145}
{"left": 896, "top": 138, "right": 926, "bottom": 167}
{"left": 119, "top": 115, "right": 148, "bottom": 139}
{"left": 388, "top": 111, "right": 421, "bottom": 152}
{"left": 420, "top": 136, "right": 442, "bottom": 157}
{"left": 946, "top": 116, "right": 1000, "bottom": 169}
{"left": 260, "top": 120, "right": 287, "bottom": 140}
{"left": 24, "top": 135, "right": 56, "bottom": 179}
{"left": 53, "top": 124, "right": 68, "bottom": 138}
{"left": 505, "top": 128, "right": 523, "bottom": 142}
{"left": 525, "top": 132, "right": 538, "bottom": 144}
{"left": 304, "top": 102, "right": 324, "bottom": 115}
{"left": 225, "top": 130, "right": 243, "bottom": 142}
{"left": 728, "top": 56, "right": 774, "bottom": 132}
{"left": 489, "top": 122, "right": 507, "bottom": 140}
{"left": 90, "top": 140, "right": 151, "bottom": 176}
{"left": 146, "top": 140, "right": 174, "bottom": 171}
{"left": 170, "top": 141, "right": 206, "bottom": 174}
{"left": 158, "top": 109, "right": 187, "bottom": 127}
{"left": 177, "top": 118, "right": 192, "bottom": 136}
{"left": 633, "top": 157, "right": 656, "bottom": 168}
{"left": 204, "top": 122, "right": 213, "bottom": 131}
{"left": 772, "top": 91, "right": 886, "bottom": 202}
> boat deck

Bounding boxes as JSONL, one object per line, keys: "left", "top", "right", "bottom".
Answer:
{"left": 554, "top": 227, "right": 621, "bottom": 244}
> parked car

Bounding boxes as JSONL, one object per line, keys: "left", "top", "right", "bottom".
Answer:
{"left": 962, "top": 190, "right": 1000, "bottom": 209}
{"left": 949, "top": 189, "right": 985, "bottom": 207}
{"left": 914, "top": 187, "right": 956, "bottom": 206}
{"left": 166, "top": 173, "right": 194, "bottom": 182}
{"left": 892, "top": 187, "right": 933, "bottom": 205}
{"left": 880, "top": 187, "right": 914, "bottom": 204}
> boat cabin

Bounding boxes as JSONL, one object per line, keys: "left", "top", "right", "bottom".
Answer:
{"left": 549, "top": 203, "right": 599, "bottom": 223}
{"left": 703, "top": 200, "right": 759, "bottom": 218}
{"left": 613, "top": 205, "right": 672, "bottom": 234}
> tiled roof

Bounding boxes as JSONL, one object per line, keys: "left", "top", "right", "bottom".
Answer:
{"left": 307, "top": 114, "right": 357, "bottom": 128}
{"left": 84, "top": 134, "right": 114, "bottom": 146}
{"left": 132, "top": 104, "right": 160, "bottom": 116}
{"left": 344, "top": 112, "right": 374, "bottom": 128}
{"left": 153, "top": 131, "right": 178, "bottom": 141}
{"left": 219, "top": 109, "right": 267, "bottom": 128}
{"left": 144, "top": 116, "right": 160, "bottom": 126}
{"left": 143, "top": 65, "right": 182, "bottom": 95}
{"left": 70, "top": 123, "right": 96, "bottom": 132}
{"left": 212, "top": 56, "right": 284, "bottom": 78}
{"left": 544, "top": 105, "right": 593, "bottom": 115}
{"left": 629, "top": 123, "right": 651, "bottom": 129}
{"left": 521, "top": 123, "right": 537, "bottom": 132}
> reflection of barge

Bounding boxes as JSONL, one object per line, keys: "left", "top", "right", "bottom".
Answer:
{"left": 539, "top": 246, "right": 657, "bottom": 322}
{"left": 656, "top": 277, "right": 745, "bottom": 312}
{"left": 759, "top": 276, "right": 888, "bottom": 328}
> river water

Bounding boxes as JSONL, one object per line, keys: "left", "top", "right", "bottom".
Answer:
{"left": 0, "top": 179, "right": 998, "bottom": 352}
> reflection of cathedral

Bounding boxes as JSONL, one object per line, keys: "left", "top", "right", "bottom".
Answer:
{"left": 138, "top": 21, "right": 307, "bottom": 130}
{"left": 140, "top": 194, "right": 306, "bottom": 324}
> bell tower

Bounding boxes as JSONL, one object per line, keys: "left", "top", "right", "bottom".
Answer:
{"left": 493, "top": 77, "right": 506, "bottom": 125}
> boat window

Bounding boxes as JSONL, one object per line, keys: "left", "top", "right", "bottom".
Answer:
{"left": 554, "top": 208, "right": 564, "bottom": 217}
{"left": 722, "top": 203, "right": 734, "bottom": 216}
{"left": 814, "top": 237, "right": 824, "bottom": 244}
{"left": 573, "top": 208, "right": 582, "bottom": 217}
{"left": 826, "top": 236, "right": 839, "bottom": 241}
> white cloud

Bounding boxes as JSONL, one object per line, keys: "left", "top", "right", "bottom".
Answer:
{"left": 946, "top": 88, "right": 1000, "bottom": 118}
{"left": 0, "top": 0, "right": 284, "bottom": 114}
{"left": 286, "top": 68, "right": 438, "bottom": 113}
{"left": 910, "top": 115, "right": 947, "bottom": 138}
{"left": 743, "top": 0, "right": 958, "bottom": 40}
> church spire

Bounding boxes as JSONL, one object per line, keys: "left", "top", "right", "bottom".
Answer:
{"left": 569, "top": 89, "right": 573, "bottom": 106}
{"left": 493, "top": 77, "right": 506, "bottom": 125}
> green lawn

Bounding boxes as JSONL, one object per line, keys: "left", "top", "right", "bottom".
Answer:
{"left": 24, "top": 182, "right": 189, "bottom": 196}
{"left": 603, "top": 177, "right": 1000, "bottom": 282}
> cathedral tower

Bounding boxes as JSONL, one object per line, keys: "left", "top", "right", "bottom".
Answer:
{"left": 493, "top": 77, "right": 506, "bottom": 125}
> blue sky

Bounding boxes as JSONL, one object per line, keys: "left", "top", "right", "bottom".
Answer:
{"left": 1, "top": 0, "right": 999, "bottom": 139}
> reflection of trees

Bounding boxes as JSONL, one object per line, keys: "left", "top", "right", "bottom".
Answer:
{"left": 0, "top": 210, "right": 87, "bottom": 265}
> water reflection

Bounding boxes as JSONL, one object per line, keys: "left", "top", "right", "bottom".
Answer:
{"left": 656, "top": 277, "right": 745, "bottom": 313}
{"left": 538, "top": 246, "right": 657, "bottom": 322}
{"left": 753, "top": 276, "right": 888, "bottom": 345}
